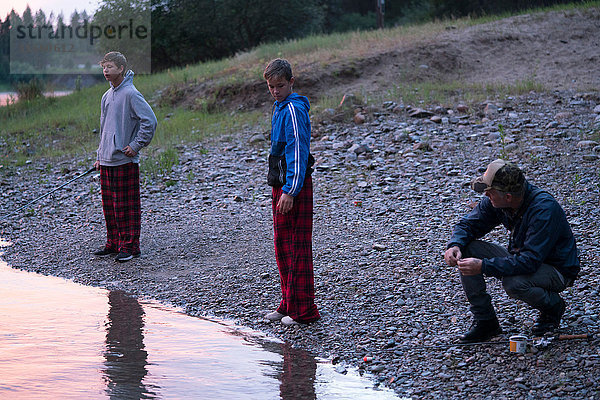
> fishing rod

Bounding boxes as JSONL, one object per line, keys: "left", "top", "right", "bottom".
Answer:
{"left": 0, "top": 166, "right": 96, "bottom": 222}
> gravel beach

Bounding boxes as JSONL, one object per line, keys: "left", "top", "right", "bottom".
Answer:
{"left": 1, "top": 89, "right": 599, "bottom": 398}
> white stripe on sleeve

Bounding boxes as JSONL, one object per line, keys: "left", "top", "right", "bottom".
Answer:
{"left": 287, "top": 103, "right": 300, "bottom": 194}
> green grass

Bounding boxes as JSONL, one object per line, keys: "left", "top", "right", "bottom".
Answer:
{"left": 0, "top": 87, "right": 103, "bottom": 164}
{"left": 374, "top": 78, "right": 545, "bottom": 109}
{"left": 1, "top": 1, "right": 598, "bottom": 167}
{"left": 0, "top": 79, "right": 266, "bottom": 166}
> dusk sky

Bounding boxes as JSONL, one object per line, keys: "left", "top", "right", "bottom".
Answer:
{"left": 1, "top": 0, "right": 98, "bottom": 20}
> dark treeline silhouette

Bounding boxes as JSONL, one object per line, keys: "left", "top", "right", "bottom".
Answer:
{"left": 0, "top": 0, "right": 588, "bottom": 83}
{"left": 428, "top": 0, "right": 582, "bottom": 18}
{"left": 0, "top": 15, "right": 9, "bottom": 84}
{"left": 0, "top": 7, "right": 93, "bottom": 87}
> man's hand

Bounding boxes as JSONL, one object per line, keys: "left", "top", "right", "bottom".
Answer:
{"left": 277, "top": 193, "right": 294, "bottom": 214}
{"left": 457, "top": 258, "right": 483, "bottom": 276}
{"left": 123, "top": 145, "right": 137, "bottom": 157}
{"left": 444, "top": 246, "right": 462, "bottom": 267}
{"left": 94, "top": 160, "right": 100, "bottom": 170}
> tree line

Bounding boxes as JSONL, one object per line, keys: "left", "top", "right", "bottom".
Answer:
{"left": 0, "top": 0, "right": 585, "bottom": 86}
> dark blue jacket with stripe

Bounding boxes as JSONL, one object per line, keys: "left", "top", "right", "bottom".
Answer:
{"left": 447, "top": 182, "right": 580, "bottom": 280}
{"left": 268, "top": 92, "right": 312, "bottom": 197}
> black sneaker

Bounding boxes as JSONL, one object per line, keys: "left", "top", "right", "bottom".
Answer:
{"left": 532, "top": 298, "right": 566, "bottom": 336}
{"left": 114, "top": 251, "right": 141, "bottom": 263}
{"left": 459, "top": 318, "right": 502, "bottom": 343}
{"left": 94, "top": 247, "right": 118, "bottom": 256}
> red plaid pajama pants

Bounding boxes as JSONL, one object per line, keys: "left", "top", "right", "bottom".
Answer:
{"left": 100, "top": 163, "right": 141, "bottom": 254}
{"left": 272, "top": 176, "right": 320, "bottom": 323}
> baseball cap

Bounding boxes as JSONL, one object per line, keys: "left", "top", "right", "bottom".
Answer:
{"left": 471, "top": 159, "right": 525, "bottom": 193}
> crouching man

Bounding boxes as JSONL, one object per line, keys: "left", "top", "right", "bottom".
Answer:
{"left": 444, "top": 159, "right": 579, "bottom": 342}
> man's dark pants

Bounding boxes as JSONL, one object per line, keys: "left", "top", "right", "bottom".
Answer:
{"left": 460, "top": 240, "right": 568, "bottom": 321}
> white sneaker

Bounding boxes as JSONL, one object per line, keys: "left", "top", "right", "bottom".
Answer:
{"left": 265, "top": 311, "right": 285, "bottom": 321}
{"left": 281, "top": 316, "right": 299, "bottom": 326}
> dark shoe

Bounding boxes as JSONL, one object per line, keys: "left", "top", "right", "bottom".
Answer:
{"left": 532, "top": 298, "right": 566, "bottom": 336}
{"left": 94, "top": 247, "right": 118, "bottom": 256}
{"left": 115, "top": 251, "right": 141, "bottom": 263}
{"left": 459, "top": 318, "right": 502, "bottom": 343}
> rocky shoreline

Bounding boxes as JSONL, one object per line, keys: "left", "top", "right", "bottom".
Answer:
{"left": 1, "top": 90, "right": 600, "bottom": 398}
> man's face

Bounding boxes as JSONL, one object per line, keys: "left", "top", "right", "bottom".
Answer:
{"left": 266, "top": 76, "right": 294, "bottom": 102}
{"left": 485, "top": 188, "right": 511, "bottom": 208}
{"left": 102, "top": 61, "right": 124, "bottom": 83}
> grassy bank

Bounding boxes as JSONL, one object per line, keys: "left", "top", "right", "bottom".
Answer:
{"left": 0, "top": 80, "right": 265, "bottom": 169}
{"left": 0, "top": 1, "right": 598, "bottom": 169}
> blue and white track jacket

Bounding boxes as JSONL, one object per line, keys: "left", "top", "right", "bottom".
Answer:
{"left": 269, "top": 92, "right": 312, "bottom": 197}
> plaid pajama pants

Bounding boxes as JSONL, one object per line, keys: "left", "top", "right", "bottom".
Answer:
{"left": 272, "top": 176, "right": 320, "bottom": 323}
{"left": 100, "top": 163, "right": 141, "bottom": 254}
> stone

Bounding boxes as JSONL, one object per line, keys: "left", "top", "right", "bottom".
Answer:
{"left": 348, "top": 143, "right": 369, "bottom": 154}
{"left": 554, "top": 111, "right": 573, "bottom": 120}
{"left": 484, "top": 103, "right": 499, "bottom": 115}
{"left": 369, "top": 365, "right": 385, "bottom": 373}
{"left": 249, "top": 134, "right": 265, "bottom": 144}
{"left": 332, "top": 142, "right": 349, "bottom": 151}
{"left": 354, "top": 113, "right": 366, "bottom": 124}
{"left": 408, "top": 108, "right": 434, "bottom": 118}
{"left": 577, "top": 140, "right": 598, "bottom": 148}
{"left": 392, "top": 104, "right": 405, "bottom": 113}
{"left": 413, "top": 142, "right": 432, "bottom": 151}
{"left": 456, "top": 104, "right": 469, "bottom": 113}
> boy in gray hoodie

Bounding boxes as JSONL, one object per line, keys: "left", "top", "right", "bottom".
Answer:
{"left": 93, "top": 51, "right": 157, "bottom": 262}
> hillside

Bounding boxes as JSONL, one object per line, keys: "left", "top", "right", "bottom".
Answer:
{"left": 164, "top": 7, "right": 600, "bottom": 112}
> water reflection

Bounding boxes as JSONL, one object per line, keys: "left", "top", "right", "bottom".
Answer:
{"left": 0, "top": 257, "right": 400, "bottom": 399}
{"left": 256, "top": 339, "right": 318, "bottom": 399}
{"left": 280, "top": 343, "right": 317, "bottom": 400}
{"left": 103, "top": 290, "right": 156, "bottom": 399}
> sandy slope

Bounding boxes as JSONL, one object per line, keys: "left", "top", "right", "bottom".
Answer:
{"left": 171, "top": 8, "right": 600, "bottom": 111}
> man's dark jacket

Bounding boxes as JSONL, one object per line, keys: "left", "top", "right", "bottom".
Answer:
{"left": 448, "top": 182, "right": 580, "bottom": 280}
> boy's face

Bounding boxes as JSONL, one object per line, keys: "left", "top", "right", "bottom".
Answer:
{"left": 102, "top": 61, "right": 124, "bottom": 83}
{"left": 266, "top": 76, "right": 294, "bottom": 103}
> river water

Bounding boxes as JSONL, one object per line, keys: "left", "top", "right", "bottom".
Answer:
{"left": 0, "top": 91, "right": 72, "bottom": 106}
{"left": 0, "top": 239, "right": 401, "bottom": 399}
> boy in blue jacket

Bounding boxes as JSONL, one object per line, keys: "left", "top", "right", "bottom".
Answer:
{"left": 93, "top": 51, "right": 157, "bottom": 262}
{"left": 263, "top": 59, "right": 320, "bottom": 325}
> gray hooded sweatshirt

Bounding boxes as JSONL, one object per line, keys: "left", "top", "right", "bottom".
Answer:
{"left": 97, "top": 70, "right": 157, "bottom": 166}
